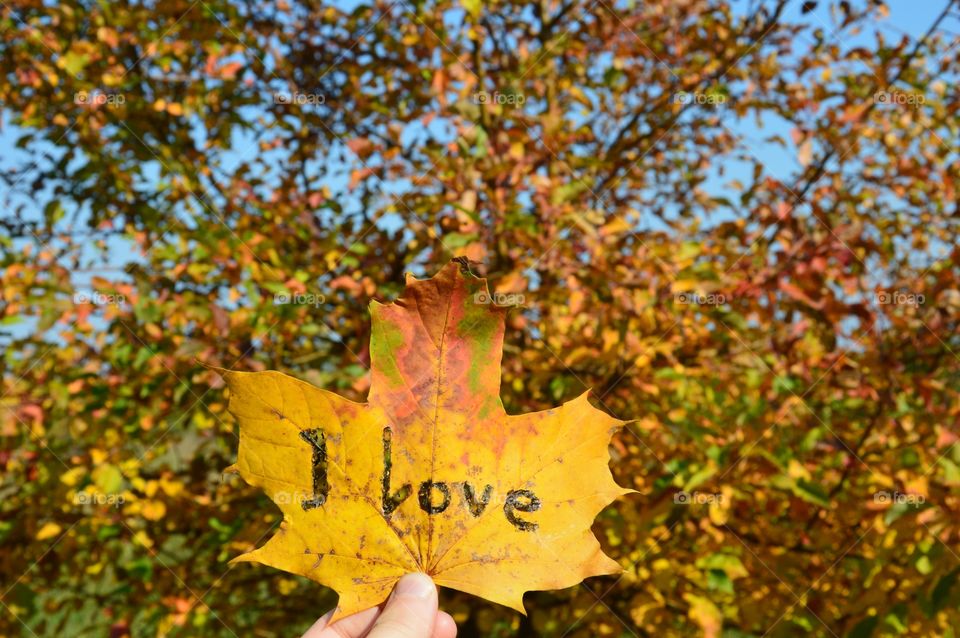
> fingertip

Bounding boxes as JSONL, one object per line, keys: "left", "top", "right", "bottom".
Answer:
{"left": 368, "top": 573, "right": 439, "bottom": 637}
{"left": 434, "top": 611, "right": 458, "bottom": 638}
{"left": 393, "top": 572, "right": 437, "bottom": 602}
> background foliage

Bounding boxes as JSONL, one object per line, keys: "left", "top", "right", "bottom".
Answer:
{"left": 2, "top": 0, "right": 960, "bottom": 635}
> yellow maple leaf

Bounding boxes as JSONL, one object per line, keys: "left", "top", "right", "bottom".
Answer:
{"left": 215, "top": 260, "right": 632, "bottom": 618}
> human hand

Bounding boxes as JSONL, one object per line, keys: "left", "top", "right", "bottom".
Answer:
{"left": 302, "top": 573, "right": 457, "bottom": 638}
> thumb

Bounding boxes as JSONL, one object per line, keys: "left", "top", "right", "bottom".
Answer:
{"left": 367, "top": 573, "right": 438, "bottom": 638}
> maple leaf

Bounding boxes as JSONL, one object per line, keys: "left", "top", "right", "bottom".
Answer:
{"left": 215, "top": 260, "right": 632, "bottom": 618}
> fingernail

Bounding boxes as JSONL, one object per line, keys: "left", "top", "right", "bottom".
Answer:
{"left": 395, "top": 572, "right": 434, "bottom": 599}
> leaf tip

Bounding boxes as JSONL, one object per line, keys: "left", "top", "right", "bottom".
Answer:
{"left": 506, "top": 597, "right": 529, "bottom": 616}
{"left": 197, "top": 359, "right": 229, "bottom": 376}
{"left": 228, "top": 551, "right": 257, "bottom": 566}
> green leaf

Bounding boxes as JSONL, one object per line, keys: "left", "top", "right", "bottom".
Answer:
{"left": 58, "top": 51, "right": 90, "bottom": 76}
{"left": 931, "top": 567, "right": 960, "bottom": 612}
{"left": 848, "top": 615, "right": 879, "bottom": 638}
{"left": 92, "top": 464, "right": 124, "bottom": 494}
{"left": 696, "top": 553, "right": 748, "bottom": 579}
{"left": 794, "top": 480, "right": 830, "bottom": 508}
{"left": 706, "top": 569, "right": 733, "bottom": 594}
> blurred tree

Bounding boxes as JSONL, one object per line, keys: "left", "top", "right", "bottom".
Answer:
{"left": 1, "top": 0, "right": 959, "bottom": 635}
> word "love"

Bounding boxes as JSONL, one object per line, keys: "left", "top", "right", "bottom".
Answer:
{"left": 297, "top": 427, "right": 541, "bottom": 531}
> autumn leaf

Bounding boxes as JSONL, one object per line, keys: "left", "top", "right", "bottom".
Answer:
{"left": 215, "top": 260, "right": 632, "bottom": 618}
